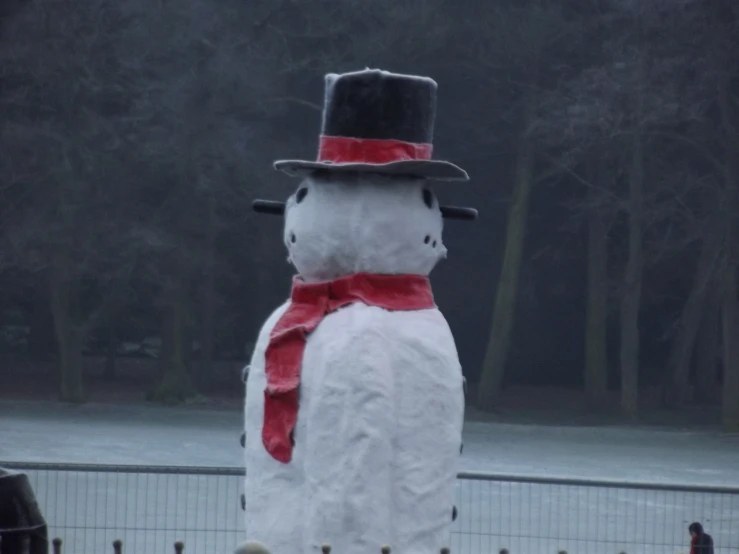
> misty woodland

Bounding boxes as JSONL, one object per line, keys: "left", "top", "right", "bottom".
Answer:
{"left": 0, "top": 0, "right": 738, "bottom": 430}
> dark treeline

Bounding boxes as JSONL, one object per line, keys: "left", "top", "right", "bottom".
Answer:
{"left": 0, "top": 0, "right": 738, "bottom": 429}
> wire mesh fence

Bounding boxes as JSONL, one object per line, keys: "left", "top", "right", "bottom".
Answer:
{"left": 1, "top": 461, "right": 737, "bottom": 554}
{"left": 450, "top": 473, "right": 738, "bottom": 554}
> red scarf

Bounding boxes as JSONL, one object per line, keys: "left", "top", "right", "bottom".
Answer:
{"left": 262, "top": 272, "right": 436, "bottom": 463}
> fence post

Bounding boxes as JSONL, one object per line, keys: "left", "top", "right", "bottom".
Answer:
{"left": 174, "top": 541, "right": 184, "bottom": 554}
{"left": 51, "top": 538, "right": 61, "bottom": 554}
{"left": 113, "top": 539, "right": 122, "bottom": 554}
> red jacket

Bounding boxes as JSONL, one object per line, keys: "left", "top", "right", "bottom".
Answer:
{"left": 691, "top": 533, "right": 714, "bottom": 554}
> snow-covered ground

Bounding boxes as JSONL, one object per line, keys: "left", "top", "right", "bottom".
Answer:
{"left": 1, "top": 401, "right": 738, "bottom": 554}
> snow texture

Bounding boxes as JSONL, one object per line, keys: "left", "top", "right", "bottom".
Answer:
{"left": 283, "top": 173, "right": 447, "bottom": 283}
{"left": 324, "top": 68, "right": 438, "bottom": 91}
{"left": 244, "top": 173, "right": 464, "bottom": 554}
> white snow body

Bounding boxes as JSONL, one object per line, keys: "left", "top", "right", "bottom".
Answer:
{"left": 244, "top": 173, "right": 465, "bottom": 554}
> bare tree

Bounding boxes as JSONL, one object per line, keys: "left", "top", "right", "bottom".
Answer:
{"left": 115, "top": 0, "right": 454, "bottom": 401}
{"left": 646, "top": 0, "right": 739, "bottom": 427}
{"left": 0, "top": 0, "right": 144, "bottom": 401}
{"left": 453, "top": 1, "right": 586, "bottom": 411}
{"left": 711, "top": 2, "right": 739, "bottom": 432}
{"left": 535, "top": 0, "right": 709, "bottom": 418}
{"left": 113, "top": 0, "right": 284, "bottom": 401}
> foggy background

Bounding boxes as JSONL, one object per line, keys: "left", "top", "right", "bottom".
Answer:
{"left": 0, "top": 0, "right": 738, "bottom": 430}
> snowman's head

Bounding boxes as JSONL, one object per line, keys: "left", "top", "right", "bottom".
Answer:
{"left": 284, "top": 171, "right": 447, "bottom": 283}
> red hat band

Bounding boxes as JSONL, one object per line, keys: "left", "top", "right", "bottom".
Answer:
{"left": 317, "top": 136, "right": 433, "bottom": 166}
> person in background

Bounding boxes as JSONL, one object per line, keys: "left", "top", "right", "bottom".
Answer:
{"left": 689, "top": 522, "right": 714, "bottom": 554}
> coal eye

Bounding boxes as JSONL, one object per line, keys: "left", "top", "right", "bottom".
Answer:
{"left": 422, "top": 189, "right": 433, "bottom": 209}
{"left": 296, "top": 187, "right": 308, "bottom": 204}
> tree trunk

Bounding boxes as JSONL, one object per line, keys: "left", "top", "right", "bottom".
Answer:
{"left": 720, "top": 261, "right": 739, "bottom": 431}
{"left": 584, "top": 162, "right": 609, "bottom": 407}
{"left": 477, "top": 110, "right": 535, "bottom": 411}
{"left": 183, "top": 321, "right": 195, "bottom": 374}
{"left": 695, "top": 289, "right": 720, "bottom": 404}
{"left": 28, "top": 285, "right": 54, "bottom": 361}
{"left": 150, "top": 268, "right": 197, "bottom": 404}
{"left": 620, "top": 129, "right": 644, "bottom": 420}
{"left": 49, "top": 250, "right": 85, "bottom": 403}
{"left": 718, "top": 79, "right": 739, "bottom": 432}
{"left": 103, "top": 323, "right": 117, "bottom": 381}
{"left": 663, "top": 239, "right": 720, "bottom": 408}
{"left": 199, "top": 194, "right": 217, "bottom": 378}
{"left": 158, "top": 308, "right": 173, "bottom": 380}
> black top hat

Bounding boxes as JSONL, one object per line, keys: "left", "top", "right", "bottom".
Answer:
{"left": 274, "top": 69, "right": 468, "bottom": 181}
{"left": 254, "top": 69, "right": 477, "bottom": 221}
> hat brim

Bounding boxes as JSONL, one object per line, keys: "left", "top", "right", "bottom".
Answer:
{"left": 273, "top": 159, "right": 469, "bottom": 181}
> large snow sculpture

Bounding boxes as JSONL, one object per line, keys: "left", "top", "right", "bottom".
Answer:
{"left": 242, "top": 69, "right": 477, "bottom": 554}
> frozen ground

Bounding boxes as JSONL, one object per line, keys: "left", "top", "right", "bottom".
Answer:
{"left": 2, "top": 400, "right": 738, "bottom": 482}
{"left": 1, "top": 400, "right": 738, "bottom": 554}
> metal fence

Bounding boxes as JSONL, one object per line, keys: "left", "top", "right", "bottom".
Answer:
{"left": 1, "top": 461, "right": 737, "bottom": 554}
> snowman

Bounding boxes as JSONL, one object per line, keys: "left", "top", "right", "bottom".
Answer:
{"left": 241, "top": 69, "right": 476, "bottom": 554}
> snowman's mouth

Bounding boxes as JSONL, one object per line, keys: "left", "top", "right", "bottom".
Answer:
{"left": 252, "top": 199, "right": 478, "bottom": 221}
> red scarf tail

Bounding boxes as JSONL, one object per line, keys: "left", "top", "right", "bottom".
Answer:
{"left": 261, "top": 273, "right": 435, "bottom": 464}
